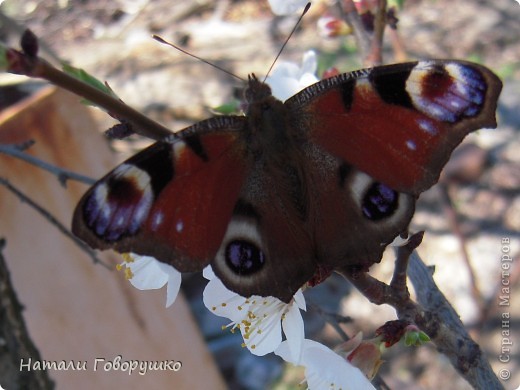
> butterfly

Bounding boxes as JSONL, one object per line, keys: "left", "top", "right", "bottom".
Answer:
{"left": 72, "top": 60, "right": 502, "bottom": 302}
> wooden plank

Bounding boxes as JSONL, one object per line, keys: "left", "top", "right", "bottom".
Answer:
{"left": 0, "top": 86, "right": 226, "bottom": 389}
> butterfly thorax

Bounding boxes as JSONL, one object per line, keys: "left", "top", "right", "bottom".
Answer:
{"left": 244, "top": 75, "right": 298, "bottom": 161}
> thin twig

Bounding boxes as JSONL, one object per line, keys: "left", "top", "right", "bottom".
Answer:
{"left": 387, "top": 27, "right": 407, "bottom": 62}
{"left": 337, "top": 0, "right": 372, "bottom": 63}
{"left": 337, "top": 233, "right": 503, "bottom": 389}
{"left": 438, "top": 182, "right": 485, "bottom": 317}
{"left": 337, "top": 0, "right": 386, "bottom": 66}
{"left": 365, "top": 0, "right": 387, "bottom": 66}
{"left": 37, "top": 62, "right": 174, "bottom": 141}
{"left": 479, "top": 252, "right": 520, "bottom": 325}
{"left": 308, "top": 302, "right": 352, "bottom": 340}
{"left": 0, "top": 142, "right": 96, "bottom": 186}
{"left": 0, "top": 177, "right": 111, "bottom": 270}
{"left": 0, "top": 11, "right": 62, "bottom": 64}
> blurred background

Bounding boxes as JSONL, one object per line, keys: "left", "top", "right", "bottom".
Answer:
{"left": 0, "top": 0, "right": 518, "bottom": 389}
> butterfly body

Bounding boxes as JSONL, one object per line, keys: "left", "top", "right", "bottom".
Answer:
{"left": 73, "top": 60, "right": 501, "bottom": 302}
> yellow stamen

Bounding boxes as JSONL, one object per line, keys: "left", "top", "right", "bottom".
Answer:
{"left": 121, "top": 253, "right": 134, "bottom": 263}
{"left": 124, "top": 268, "right": 133, "bottom": 280}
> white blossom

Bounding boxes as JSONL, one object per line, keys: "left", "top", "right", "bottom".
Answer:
{"left": 266, "top": 50, "right": 319, "bottom": 101}
{"left": 268, "top": 0, "right": 309, "bottom": 16}
{"left": 275, "top": 339, "right": 376, "bottom": 390}
{"left": 203, "top": 267, "right": 306, "bottom": 361}
{"left": 117, "top": 254, "right": 181, "bottom": 307}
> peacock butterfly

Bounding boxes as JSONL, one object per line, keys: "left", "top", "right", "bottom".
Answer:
{"left": 72, "top": 60, "right": 502, "bottom": 302}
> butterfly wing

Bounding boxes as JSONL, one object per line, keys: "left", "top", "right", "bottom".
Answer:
{"left": 287, "top": 60, "right": 502, "bottom": 195}
{"left": 72, "top": 116, "right": 249, "bottom": 271}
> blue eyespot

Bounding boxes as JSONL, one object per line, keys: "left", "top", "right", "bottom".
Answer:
{"left": 362, "top": 183, "right": 398, "bottom": 220}
{"left": 225, "top": 240, "right": 266, "bottom": 276}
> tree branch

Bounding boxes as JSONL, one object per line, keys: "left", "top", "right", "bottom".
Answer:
{"left": 365, "top": 0, "right": 386, "bottom": 66}
{"left": 337, "top": 0, "right": 372, "bottom": 63}
{"left": 337, "top": 0, "right": 387, "bottom": 66}
{"left": 4, "top": 31, "right": 175, "bottom": 142}
{"left": 337, "top": 232, "right": 503, "bottom": 389}
{"left": 407, "top": 250, "right": 503, "bottom": 389}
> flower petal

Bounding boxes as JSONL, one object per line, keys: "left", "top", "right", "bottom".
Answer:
{"left": 203, "top": 277, "right": 251, "bottom": 322}
{"left": 122, "top": 254, "right": 182, "bottom": 307}
{"left": 268, "top": 72, "right": 302, "bottom": 101}
{"left": 276, "top": 339, "right": 376, "bottom": 390}
{"left": 281, "top": 302, "right": 305, "bottom": 363}
{"left": 163, "top": 265, "right": 182, "bottom": 307}
{"left": 268, "top": 0, "right": 308, "bottom": 15}
{"left": 293, "top": 289, "right": 307, "bottom": 311}
{"left": 300, "top": 50, "right": 318, "bottom": 76}
{"left": 127, "top": 256, "right": 168, "bottom": 290}
{"left": 389, "top": 234, "right": 410, "bottom": 247}
{"left": 266, "top": 51, "right": 319, "bottom": 101}
{"left": 202, "top": 265, "right": 216, "bottom": 280}
{"left": 242, "top": 308, "right": 283, "bottom": 356}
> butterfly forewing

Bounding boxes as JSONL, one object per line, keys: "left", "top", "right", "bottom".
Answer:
{"left": 72, "top": 117, "right": 249, "bottom": 271}
{"left": 288, "top": 60, "right": 502, "bottom": 195}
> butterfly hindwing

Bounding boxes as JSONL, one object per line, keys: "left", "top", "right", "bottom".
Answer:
{"left": 210, "top": 162, "right": 317, "bottom": 302}
{"left": 287, "top": 60, "right": 502, "bottom": 195}
{"left": 72, "top": 117, "right": 249, "bottom": 271}
{"left": 301, "top": 144, "right": 415, "bottom": 271}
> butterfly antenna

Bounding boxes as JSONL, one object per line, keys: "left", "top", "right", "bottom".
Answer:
{"left": 152, "top": 35, "right": 246, "bottom": 82}
{"left": 263, "top": 2, "right": 311, "bottom": 81}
